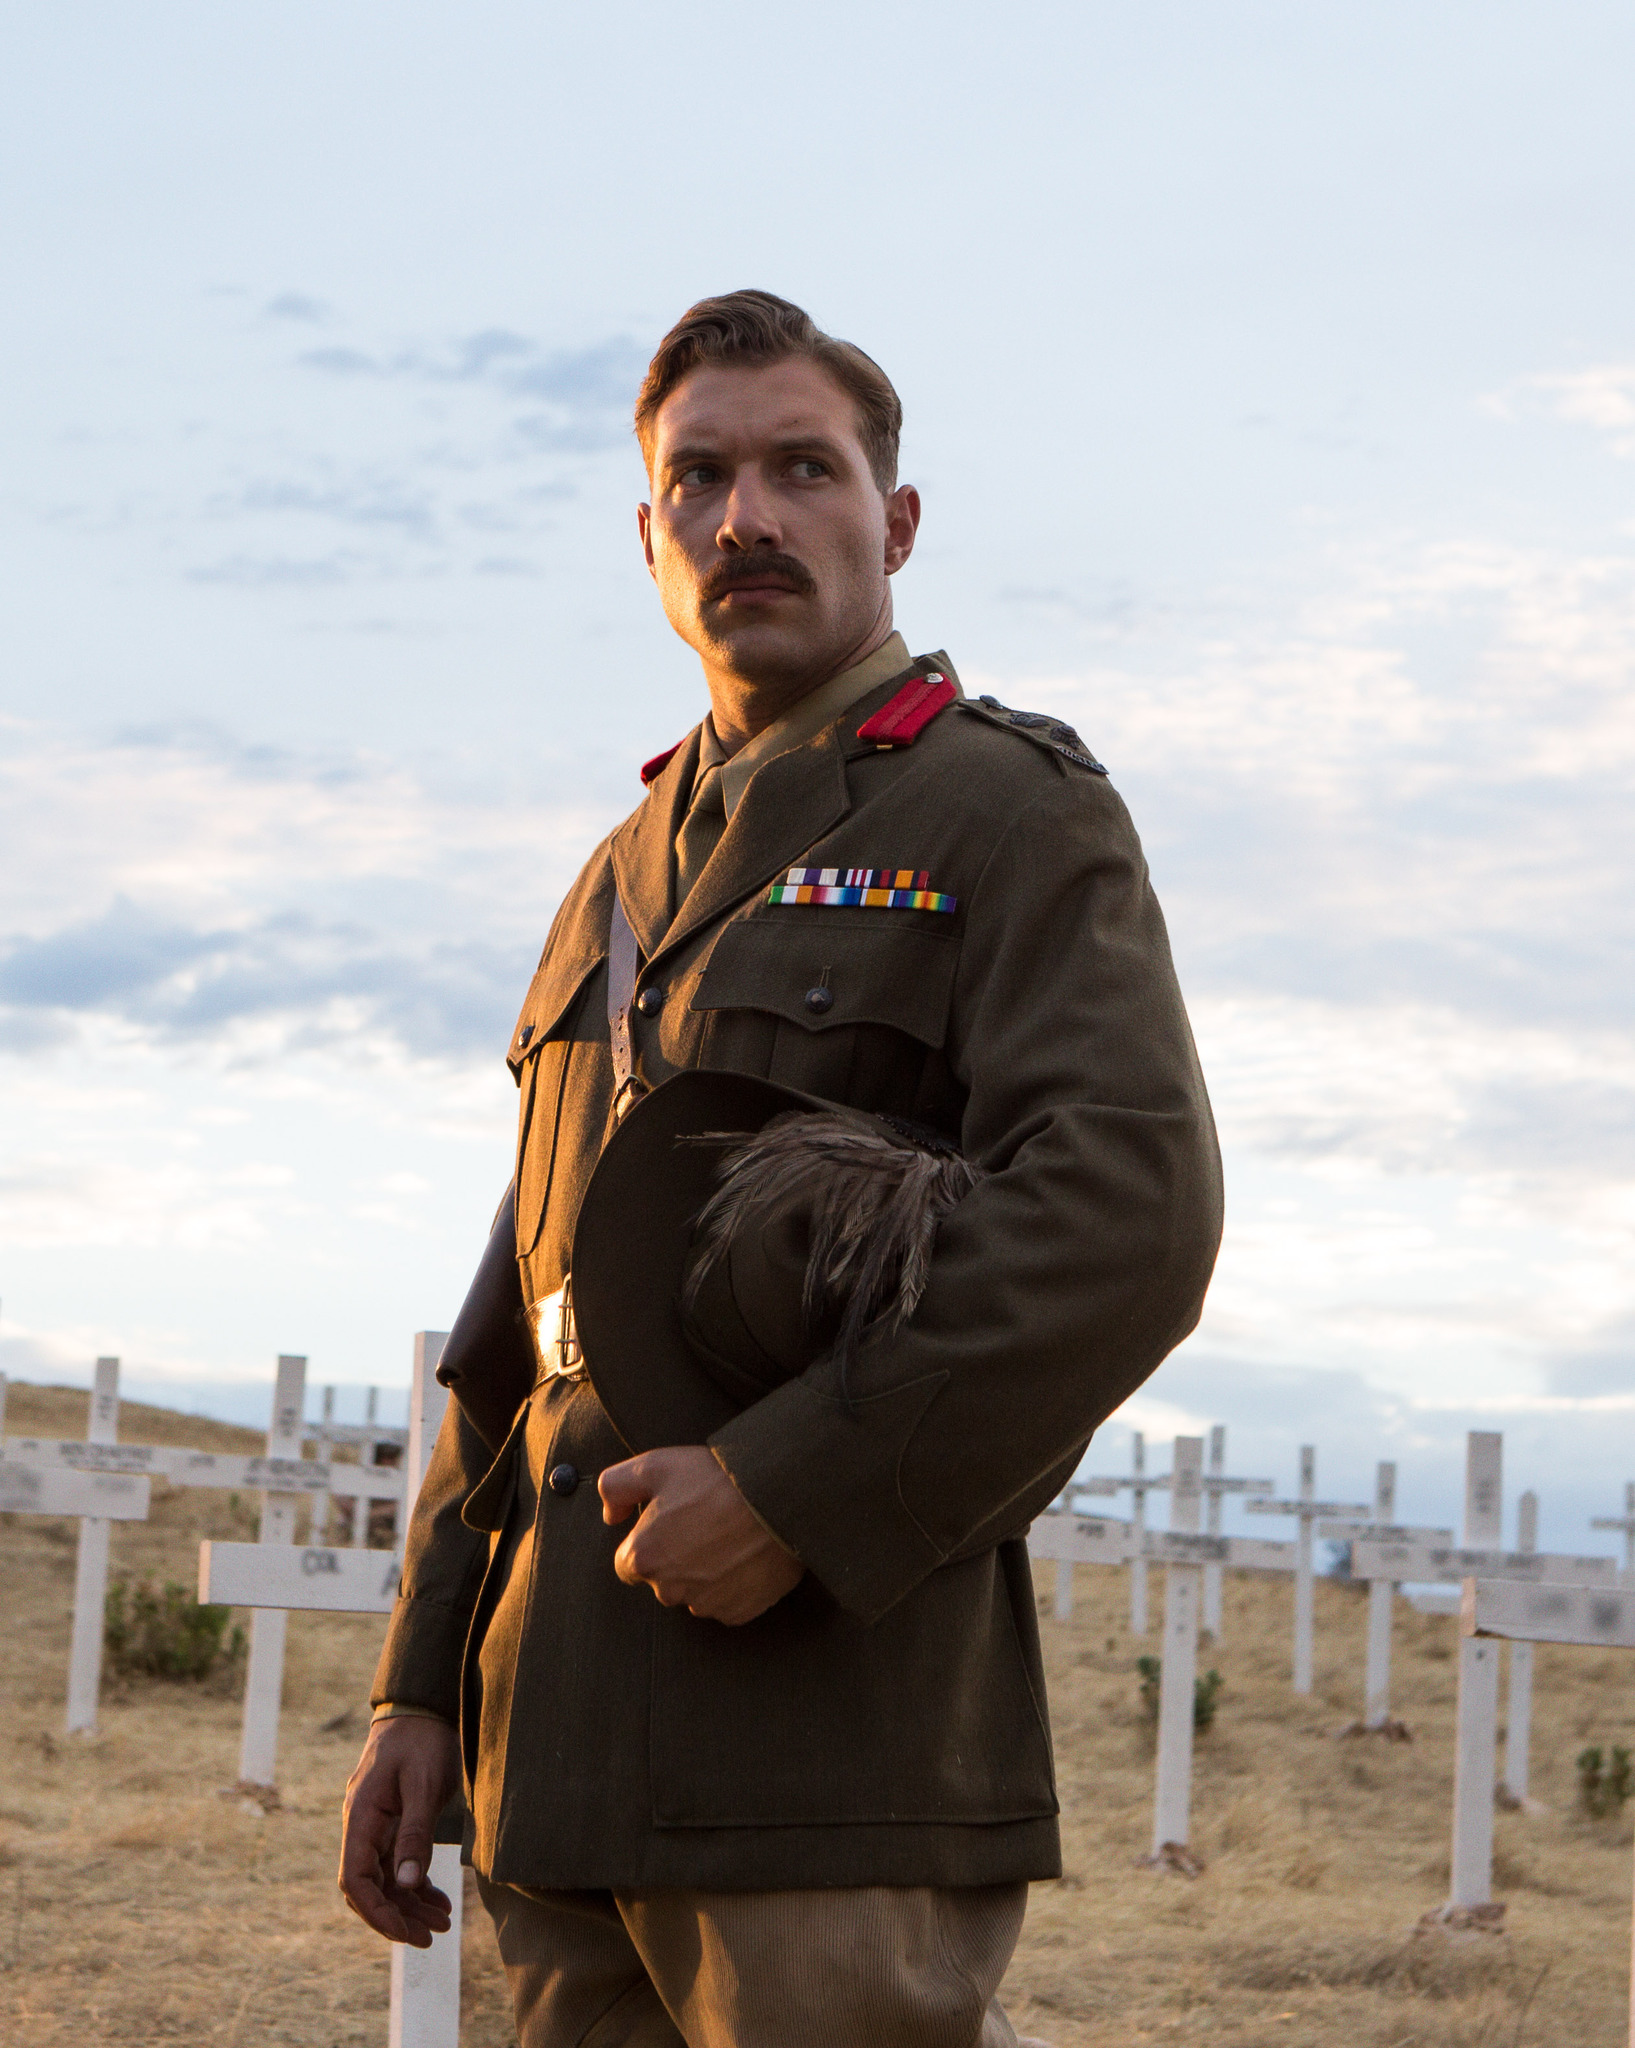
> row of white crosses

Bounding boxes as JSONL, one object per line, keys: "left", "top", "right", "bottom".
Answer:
{"left": 0, "top": 1358, "right": 407, "bottom": 1736}
{"left": 1067, "top": 1426, "right": 1275, "bottom": 1640}
{"left": 1032, "top": 1436, "right": 1303, "bottom": 1862}
{"left": 200, "top": 1336, "right": 462, "bottom": 2048}
{"left": 1032, "top": 1433, "right": 1460, "bottom": 1861}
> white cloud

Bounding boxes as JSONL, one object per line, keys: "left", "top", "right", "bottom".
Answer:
{"left": 1486, "top": 361, "right": 1635, "bottom": 459}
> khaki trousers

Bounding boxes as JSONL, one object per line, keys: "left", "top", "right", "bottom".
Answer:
{"left": 476, "top": 1876, "right": 1028, "bottom": 2048}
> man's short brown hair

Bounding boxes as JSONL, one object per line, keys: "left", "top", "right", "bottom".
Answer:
{"left": 635, "top": 290, "right": 902, "bottom": 492}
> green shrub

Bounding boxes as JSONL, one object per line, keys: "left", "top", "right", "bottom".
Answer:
{"left": 1576, "top": 1744, "right": 1633, "bottom": 1818}
{"left": 104, "top": 1578, "right": 246, "bottom": 1683}
{"left": 1138, "top": 1654, "right": 1224, "bottom": 1731}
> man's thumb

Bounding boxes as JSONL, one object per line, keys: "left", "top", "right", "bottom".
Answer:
{"left": 393, "top": 1814, "right": 434, "bottom": 1890}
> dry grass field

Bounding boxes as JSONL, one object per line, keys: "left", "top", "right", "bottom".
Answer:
{"left": 2, "top": 1379, "right": 1631, "bottom": 2046}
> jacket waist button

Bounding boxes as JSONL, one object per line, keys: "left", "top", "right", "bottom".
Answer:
{"left": 804, "top": 986, "right": 834, "bottom": 1015}
{"left": 547, "top": 1462, "right": 580, "bottom": 1497}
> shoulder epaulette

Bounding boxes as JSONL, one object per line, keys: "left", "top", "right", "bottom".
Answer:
{"left": 856, "top": 670, "right": 956, "bottom": 748}
{"left": 955, "top": 695, "right": 1107, "bottom": 774}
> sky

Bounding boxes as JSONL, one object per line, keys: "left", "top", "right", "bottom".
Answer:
{"left": 2, "top": 2, "right": 1633, "bottom": 1552}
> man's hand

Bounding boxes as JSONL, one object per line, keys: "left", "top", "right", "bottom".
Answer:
{"left": 600, "top": 1446, "right": 804, "bottom": 1625}
{"left": 338, "top": 1713, "right": 461, "bottom": 1946}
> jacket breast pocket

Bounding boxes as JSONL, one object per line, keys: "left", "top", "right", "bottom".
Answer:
{"left": 689, "top": 914, "right": 959, "bottom": 1111}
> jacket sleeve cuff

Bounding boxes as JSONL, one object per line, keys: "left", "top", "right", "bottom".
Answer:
{"left": 370, "top": 1595, "right": 471, "bottom": 1721}
{"left": 709, "top": 1372, "right": 949, "bottom": 1624}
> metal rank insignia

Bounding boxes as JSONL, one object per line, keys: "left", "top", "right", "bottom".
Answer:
{"left": 767, "top": 866, "right": 957, "bottom": 913}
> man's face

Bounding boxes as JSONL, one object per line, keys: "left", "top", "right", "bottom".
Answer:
{"left": 638, "top": 356, "right": 919, "bottom": 693}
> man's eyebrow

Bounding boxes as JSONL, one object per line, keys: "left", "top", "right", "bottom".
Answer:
{"left": 659, "top": 431, "right": 854, "bottom": 473}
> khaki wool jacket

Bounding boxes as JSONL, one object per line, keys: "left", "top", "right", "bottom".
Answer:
{"left": 373, "top": 647, "right": 1223, "bottom": 1892}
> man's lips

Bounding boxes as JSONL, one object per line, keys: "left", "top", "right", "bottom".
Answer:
{"left": 713, "top": 580, "right": 800, "bottom": 600}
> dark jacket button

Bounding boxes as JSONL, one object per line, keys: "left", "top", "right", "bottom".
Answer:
{"left": 636, "top": 987, "right": 664, "bottom": 1017}
{"left": 804, "top": 986, "right": 834, "bottom": 1014}
{"left": 547, "top": 1462, "right": 579, "bottom": 1496}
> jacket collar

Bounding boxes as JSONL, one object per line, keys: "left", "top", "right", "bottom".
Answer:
{"left": 608, "top": 726, "right": 701, "bottom": 965}
{"left": 610, "top": 647, "right": 959, "bottom": 970}
{"left": 649, "top": 730, "right": 852, "bottom": 968}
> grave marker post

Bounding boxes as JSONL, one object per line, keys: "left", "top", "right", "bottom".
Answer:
{"left": 1203, "top": 1426, "right": 1226, "bottom": 1638}
{"left": 1151, "top": 1436, "right": 1204, "bottom": 1858}
{"left": 1366, "top": 1462, "right": 1397, "bottom": 1725}
{"left": 311, "top": 1385, "right": 335, "bottom": 1545}
{"left": 388, "top": 1333, "right": 463, "bottom": 2048}
{"left": 1449, "top": 1430, "right": 1503, "bottom": 1912}
{"left": 1591, "top": 1481, "right": 1635, "bottom": 1578}
{"left": 237, "top": 1354, "right": 309, "bottom": 1789}
{"left": 1465, "top": 1578, "right": 1635, "bottom": 2045}
{"left": 1502, "top": 1489, "right": 1538, "bottom": 1803}
{"left": 1247, "top": 1446, "right": 1370, "bottom": 1693}
{"left": 65, "top": 1357, "right": 121, "bottom": 1735}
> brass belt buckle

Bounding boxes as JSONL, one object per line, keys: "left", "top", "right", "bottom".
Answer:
{"left": 531, "top": 1280, "right": 587, "bottom": 1385}
{"left": 553, "top": 1283, "right": 585, "bottom": 1381}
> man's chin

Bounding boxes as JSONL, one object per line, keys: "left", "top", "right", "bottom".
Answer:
{"left": 697, "top": 611, "right": 824, "bottom": 684}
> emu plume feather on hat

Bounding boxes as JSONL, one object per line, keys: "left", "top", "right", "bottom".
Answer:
{"left": 682, "top": 1110, "right": 983, "bottom": 1391}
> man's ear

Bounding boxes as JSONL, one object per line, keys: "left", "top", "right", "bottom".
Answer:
{"left": 637, "top": 501, "right": 658, "bottom": 579}
{"left": 883, "top": 484, "right": 921, "bottom": 577}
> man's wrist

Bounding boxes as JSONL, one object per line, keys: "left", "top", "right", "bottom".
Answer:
{"left": 372, "top": 1701, "right": 457, "bottom": 1728}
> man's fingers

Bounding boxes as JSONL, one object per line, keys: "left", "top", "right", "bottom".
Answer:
{"left": 600, "top": 1451, "right": 663, "bottom": 1524}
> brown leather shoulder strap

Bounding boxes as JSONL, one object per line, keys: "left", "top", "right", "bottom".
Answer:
{"left": 607, "top": 894, "right": 644, "bottom": 1118}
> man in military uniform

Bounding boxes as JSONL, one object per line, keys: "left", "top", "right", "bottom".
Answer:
{"left": 339, "top": 290, "right": 1223, "bottom": 2047}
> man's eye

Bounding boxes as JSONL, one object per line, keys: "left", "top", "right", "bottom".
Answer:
{"left": 678, "top": 465, "right": 718, "bottom": 488}
{"left": 790, "top": 460, "right": 828, "bottom": 480}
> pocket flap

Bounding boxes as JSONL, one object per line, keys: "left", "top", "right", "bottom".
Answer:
{"left": 690, "top": 915, "right": 957, "bottom": 1050}
{"left": 507, "top": 946, "right": 605, "bottom": 1075}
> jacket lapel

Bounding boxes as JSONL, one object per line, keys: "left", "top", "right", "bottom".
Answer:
{"left": 609, "top": 728, "right": 702, "bottom": 963}
{"left": 650, "top": 728, "right": 852, "bottom": 967}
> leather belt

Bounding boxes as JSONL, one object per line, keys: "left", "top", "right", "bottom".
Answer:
{"left": 529, "top": 1280, "right": 586, "bottom": 1385}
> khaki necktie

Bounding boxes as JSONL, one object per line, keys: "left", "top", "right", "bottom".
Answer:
{"left": 673, "top": 761, "right": 727, "bottom": 910}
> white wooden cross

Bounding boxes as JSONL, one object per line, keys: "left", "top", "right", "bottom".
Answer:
{"left": 305, "top": 1387, "right": 409, "bottom": 1550}
{"left": 201, "top": 1334, "right": 461, "bottom": 2048}
{"left": 1466, "top": 1577, "right": 1635, "bottom": 2042}
{"left": 1317, "top": 1462, "right": 1454, "bottom": 1730}
{"left": 1504, "top": 1489, "right": 1538, "bottom": 1803}
{"left": 0, "top": 1365, "right": 152, "bottom": 1737}
{"left": 1348, "top": 1434, "right": 1617, "bottom": 1918}
{"left": 1031, "top": 1436, "right": 1294, "bottom": 1865}
{"left": 1246, "top": 1446, "right": 1370, "bottom": 1693}
{"left": 69, "top": 1356, "right": 121, "bottom": 1734}
{"left": 1592, "top": 1482, "right": 1635, "bottom": 1579}
{"left": 1075, "top": 1430, "right": 1156, "bottom": 1632}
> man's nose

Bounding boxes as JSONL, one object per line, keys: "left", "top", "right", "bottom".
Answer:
{"left": 715, "top": 469, "right": 782, "bottom": 554}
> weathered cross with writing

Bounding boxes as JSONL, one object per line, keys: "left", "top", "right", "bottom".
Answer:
{"left": 200, "top": 1336, "right": 461, "bottom": 2048}
{"left": 1246, "top": 1445, "right": 1370, "bottom": 1693}
{"left": 0, "top": 1364, "right": 152, "bottom": 1736}
{"left": 1465, "top": 1577, "right": 1635, "bottom": 2043}
{"left": 1349, "top": 1433, "right": 1617, "bottom": 1922}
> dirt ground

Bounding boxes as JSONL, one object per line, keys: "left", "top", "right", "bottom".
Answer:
{"left": 2, "top": 1380, "right": 1631, "bottom": 2046}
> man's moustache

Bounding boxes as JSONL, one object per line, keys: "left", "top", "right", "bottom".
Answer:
{"left": 699, "top": 554, "right": 816, "bottom": 603}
